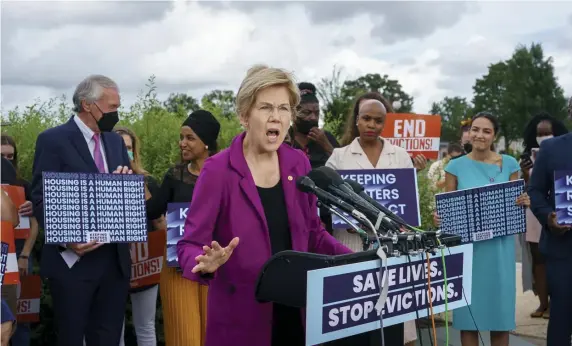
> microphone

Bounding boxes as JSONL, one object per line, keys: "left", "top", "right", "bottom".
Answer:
{"left": 308, "top": 168, "right": 399, "bottom": 234}
{"left": 296, "top": 176, "right": 375, "bottom": 233}
{"left": 343, "top": 178, "right": 409, "bottom": 226}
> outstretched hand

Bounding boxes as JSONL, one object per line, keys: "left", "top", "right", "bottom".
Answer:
{"left": 192, "top": 237, "right": 240, "bottom": 274}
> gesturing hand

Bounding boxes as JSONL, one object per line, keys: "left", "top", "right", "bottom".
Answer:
{"left": 192, "top": 237, "right": 240, "bottom": 274}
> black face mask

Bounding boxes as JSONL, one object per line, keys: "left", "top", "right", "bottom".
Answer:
{"left": 463, "top": 142, "right": 472, "bottom": 154}
{"left": 296, "top": 118, "right": 319, "bottom": 135}
{"left": 90, "top": 102, "right": 119, "bottom": 132}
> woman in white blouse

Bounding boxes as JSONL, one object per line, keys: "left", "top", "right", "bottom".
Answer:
{"left": 326, "top": 92, "right": 426, "bottom": 346}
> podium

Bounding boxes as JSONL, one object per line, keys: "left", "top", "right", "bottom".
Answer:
{"left": 255, "top": 234, "right": 472, "bottom": 346}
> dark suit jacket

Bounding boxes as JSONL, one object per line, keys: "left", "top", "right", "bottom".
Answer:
{"left": 31, "top": 117, "right": 132, "bottom": 279}
{"left": 528, "top": 133, "right": 572, "bottom": 259}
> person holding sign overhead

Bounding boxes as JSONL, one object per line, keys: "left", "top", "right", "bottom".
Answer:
{"left": 30, "top": 75, "right": 133, "bottom": 346}
{"left": 528, "top": 117, "right": 572, "bottom": 345}
{"left": 326, "top": 93, "right": 417, "bottom": 346}
{"left": 518, "top": 113, "right": 568, "bottom": 320}
{"left": 146, "top": 109, "right": 221, "bottom": 346}
{"left": 436, "top": 112, "right": 530, "bottom": 346}
{"left": 177, "top": 65, "right": 352, "bottom": 346}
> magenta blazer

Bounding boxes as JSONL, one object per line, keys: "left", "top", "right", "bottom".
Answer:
{"left": 177, "top": 132, "right": 352, "bottom": 346}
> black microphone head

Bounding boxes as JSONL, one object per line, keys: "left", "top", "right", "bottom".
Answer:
{"left": 344, "top": 179, "right": 365, "bottom": 193}
{"left": 295, "top": 176, "right": 316, "bottom": 193}
{"left": 307, "top": 169, "right": 332, "bottom": 191}
{"left": 316, "top": 166, "right": 344, "bottom": 187}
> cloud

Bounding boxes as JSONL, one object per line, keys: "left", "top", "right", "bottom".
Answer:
{"left": 1, "top": 1, "right": 571, "bottom": 115}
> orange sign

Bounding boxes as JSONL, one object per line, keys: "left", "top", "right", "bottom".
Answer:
{"left": 17, "top": 275, "right": 41, "bottom": 323}
{"left": 1, "top": 221, "right": 20, "bottom": 285}
{"left": 129, "top": 229, "right": 166, "bottom": 289}
{"left": 1, "top": 185, "right": 31, "bottom": 239}
{"left": 381, "top": 113, "right": 442, "bottom": 160}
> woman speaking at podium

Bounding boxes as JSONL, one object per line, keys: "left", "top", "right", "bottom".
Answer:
{"left": 437, "top": 112, "right": 530, "bottom": 346}
{"left": 177, "top": 65, "right": 353, "bottom": 346}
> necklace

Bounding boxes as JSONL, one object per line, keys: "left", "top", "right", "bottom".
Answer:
{"left": 469, "top": 154, "right": 503, "bottom": 183}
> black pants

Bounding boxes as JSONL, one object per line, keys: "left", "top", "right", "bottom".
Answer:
{"left": 49, "top": 256, "right": 130, "bottom": 346}
{"left": 546, "top": 256, "right": 572, "bottom": 346}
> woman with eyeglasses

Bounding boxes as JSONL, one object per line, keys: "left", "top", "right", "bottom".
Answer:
{"left": 435, "top": 112, "right": 530, "bottom": 346}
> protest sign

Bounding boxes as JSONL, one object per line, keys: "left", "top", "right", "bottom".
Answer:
{"left": 555, "top": 170, "right": 572, "bottom": 225}
{"left": 17, "top": 275, "right": 41, "bottom": 323}
{"left": 332, "top": 169, "right": 421, "bottom": 228}
{"left": 1, "top": 221, "right": 19, "bottom": 286}
{"left": 166, "top": 202, "right": 190, "bottom": 267}
{"left": 42, "top": 172, "right": 147, "bottom": 244}
{"left": 130, "top": 229, "right": 166, "bottom": 288}
{"left": 381, "top": 113, "right": 442, "bottom": 160}
{"left": 1, "top": 185, "right": 31, "bottom": 239}
{"left": 436, "top": 180, "right": 526, "bottom": 244}
{"left": 306, "top": 244, "right": 473, "bottom": 345}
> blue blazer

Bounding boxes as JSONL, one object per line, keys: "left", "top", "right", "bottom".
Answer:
{"left": 31, "top": 117, "right": 132, "bottom": 279}
{"left": 528, "top": 133, "right": 572, "bottom": 259}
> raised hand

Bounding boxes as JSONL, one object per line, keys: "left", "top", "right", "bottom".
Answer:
{"left": 192, "top": 237, "right": 240, "bottom": 274}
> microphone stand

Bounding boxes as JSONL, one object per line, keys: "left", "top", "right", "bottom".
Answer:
{"left": 317, "top": 201, "right": 371, "bottom": 251}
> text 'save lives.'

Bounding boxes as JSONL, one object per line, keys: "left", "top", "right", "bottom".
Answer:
{"left": 42, "top": 172, "right": 147, "bottom": 244}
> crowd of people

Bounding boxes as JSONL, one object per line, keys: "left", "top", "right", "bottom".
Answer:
{"left": 1, "top": 66, "right": 571, "bottom": 346}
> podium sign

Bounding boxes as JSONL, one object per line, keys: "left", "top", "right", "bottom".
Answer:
{"left": 305, "top": 244, "right": 473, "bottom": 345}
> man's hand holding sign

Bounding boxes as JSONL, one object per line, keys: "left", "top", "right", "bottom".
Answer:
{"left": 67, "top": 165, "right": 133, "bottom": 257}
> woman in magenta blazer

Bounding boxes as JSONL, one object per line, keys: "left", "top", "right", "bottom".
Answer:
{"left": 177, "top": 65, "right": 352, "bottom": 346}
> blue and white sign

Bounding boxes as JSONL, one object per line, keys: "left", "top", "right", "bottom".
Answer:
{"left": 435, "top": 180, "right": 526, "bottom": 244}
{"left": 42, "top": 172, "right": 147, "bottom": 244}
{"left": 555, "top": 170, "right": 572, "bottom": 225}
{"left": 305, "top": 244, "right": 473, "bottom": 345}
{"left": 332, "top": 169, "right": 421, "bottom": 228}
{"left": 166, "top": 202, "right": 190, "bottom": 267}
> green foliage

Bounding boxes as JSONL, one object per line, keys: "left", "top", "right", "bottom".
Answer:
{"left": 318, "top": 66, "right": 414, "bottom": 139}
{"left": 472, "top": 43, "right": 567, "bottom": 150}
{"left": 430, "top": 97, "right": 473, "bottom": 143}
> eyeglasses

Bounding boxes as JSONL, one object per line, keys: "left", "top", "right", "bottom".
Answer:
{"left": 256, "top": 103, "right": 292, "bottom": 118}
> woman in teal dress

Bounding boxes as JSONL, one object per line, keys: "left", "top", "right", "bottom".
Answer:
{"left": 443, "top": 112, "right": 530, "bottom": 346}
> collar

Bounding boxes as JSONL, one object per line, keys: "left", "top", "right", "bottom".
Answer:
{"left": 73, "top": 115, "right": 97, "bottom": 142}
{"left": 349, "top": 136, "right": 396, "bottom": 155}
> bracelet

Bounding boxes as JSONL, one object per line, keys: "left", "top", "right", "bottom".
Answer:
{"left": 19, "top": 255, "right": 29, "bottom": 259}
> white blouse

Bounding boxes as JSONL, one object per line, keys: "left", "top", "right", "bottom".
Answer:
{"left": 325, "top": 137, "right": 413, "bottom": 251}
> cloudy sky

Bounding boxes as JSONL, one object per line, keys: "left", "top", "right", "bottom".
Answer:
{"left": 2, "top": 0, "right": 572, "bottom": 115}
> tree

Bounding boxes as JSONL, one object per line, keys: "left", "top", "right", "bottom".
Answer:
{"left": 162, "top": 92, "right": 200, "bottom": 116}
{"left": 201, "top": 90, "right": 236, "bottom": 119}
{"left": 430, "top": 97, "right": 473, "bottom": 143}
{"left": 317, "top": 67, "right": 414, "bottom": 139}
{"left": 472, "top": 43, "right": 567, "bottom": 150}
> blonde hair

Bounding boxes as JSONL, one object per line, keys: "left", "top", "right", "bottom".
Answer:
{"left": 235, "top": 64, "right": 301, "bottom": 120}
{"left": 113, "top": 126, "right": 149, "bottom": 176}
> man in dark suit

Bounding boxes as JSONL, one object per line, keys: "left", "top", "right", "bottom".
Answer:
{"left": 528, "top": 103, "right": 572, "bottom": 346}
{"left": 31, "top": 75, "right": 133, "bottom": 346}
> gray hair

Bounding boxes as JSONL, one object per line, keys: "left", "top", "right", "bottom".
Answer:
{"left": 72, "top": 75, "right": 119, "bottom": 113}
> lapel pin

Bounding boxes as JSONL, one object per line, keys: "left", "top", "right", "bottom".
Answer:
{"left": 288, "top": 175, "right": 293, "bottom": 181}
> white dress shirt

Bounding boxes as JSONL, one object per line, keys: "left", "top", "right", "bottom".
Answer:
{"left": 61, "top": 116, "right": 110, "bottom": 268}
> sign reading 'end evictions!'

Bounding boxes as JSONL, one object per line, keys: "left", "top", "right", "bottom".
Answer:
{"left": 332, "top": 169, "right": 421, "bottom": 228}
{"left": 166, "top": 202, "right": 190, "bottom": 267}
{"left": 305, "top": 244, "right": 473, "bottom": 345}
{"left": 42, "top": 172, "right": 147, "bottom": 244}
{"left": 381, "top": 113, "right": 442, "bottom": 160}
{"left": 555, "top": 170, "right": 572, "bottom": 225}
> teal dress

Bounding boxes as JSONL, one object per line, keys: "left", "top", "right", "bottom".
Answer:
{"left": 445, "top": 154, "right": 520, "bottom": 331}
